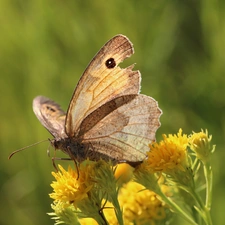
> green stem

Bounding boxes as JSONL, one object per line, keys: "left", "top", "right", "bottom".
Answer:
{"left": 111, "top": 195, "right": 124, "bottom": 225}
{"left": 203, "top": 163, "right": 213, "bottom": 225}
{"left": 159, "top": 189, "right": 198, "bottom": 225}
{"left": 187, "top": 186, "right": 213, "bottom": 225}
{"left": 204, "top": 163, "right": 212, "bottom": 210}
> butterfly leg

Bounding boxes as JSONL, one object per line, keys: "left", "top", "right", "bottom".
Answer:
{"left": 51, "top": 156, "right": 72, "bottom": 171}
{"left": 65, "top": 145, "right": 80, "bottom": 179}
{"left": 86, "top": 192, "right": 108, "bottom": 225}
{"left": 99, "top": 197, "right": 111, "bottom": 220}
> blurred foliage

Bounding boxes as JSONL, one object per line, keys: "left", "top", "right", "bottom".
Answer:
{"left": 0, "top": 0, "right": 224, "bottom": 224}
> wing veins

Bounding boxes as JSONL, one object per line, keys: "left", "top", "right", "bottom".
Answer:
{"left": 90, "top": 46, "right": 134, "bottom": 95}
{"left": 84, "top": 129, "right": 150, "bottom": 141}
{"left": 93, "top": 67, "right": 135, "bottom": 99}
{"left": 79, "top": 41, "right": 133, "bottom": 93}
{"left": 99, "top": 135, "right": 145, "bottom": 157}
{"left": 78, "top": 95, "right": 136, "bottom": 137}
{"left": 73, "top": 46, "right": 135, "bottom": 120}
{"left": 89, "top": 137, "right": 143, "bottom": 160}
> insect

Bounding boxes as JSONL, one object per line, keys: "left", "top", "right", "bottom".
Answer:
{"left": 12, "top": 35, "right": 162, "bottom": 167}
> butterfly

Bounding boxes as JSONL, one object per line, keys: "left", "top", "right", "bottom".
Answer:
{"left": 32, "top": 34, "right": 162, "bottom": 167}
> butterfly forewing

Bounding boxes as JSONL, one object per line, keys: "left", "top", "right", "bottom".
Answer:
{"left": 66, "top": 35, "right": 141, "bottom": 137}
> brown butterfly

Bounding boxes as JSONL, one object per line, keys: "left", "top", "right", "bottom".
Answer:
{"left": 32, "top": 34, "right": 162, "bottom": 167}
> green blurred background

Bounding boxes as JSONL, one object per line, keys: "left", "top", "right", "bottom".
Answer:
{"left": 0, "top": 0, "right": 224, "bottom": 224}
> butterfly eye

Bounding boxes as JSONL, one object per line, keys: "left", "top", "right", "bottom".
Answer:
{"left": 105, "top": 58, "right": 116, "bottom": 69}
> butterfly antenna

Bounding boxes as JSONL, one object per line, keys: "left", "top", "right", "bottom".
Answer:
{"left": 8, "top": 140, "right": 49, "bottom": 159}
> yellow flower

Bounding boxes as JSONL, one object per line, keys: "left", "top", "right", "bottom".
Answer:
{"left": 118, "top": 181, "right": 167, "bottom": 225}
{"left": 90, "top": 181, "right": 168, "bottom": 225}
{"left": 79, "top": 217, "right": 98, "bottom": 225}
{"left": 145, "top": 129, "right": 189, "bottom": 173}
{"left": 49, "top": 163, "right": 94, "bottom": 206}
{"left": 78, "top": 201, "right": 118, "bottom": 225}
{"left": 189, "top": 129, "right": 215, "bottom": 163}
{"left": 49, "top": 161, "right": 123, "bottom": 224}
{"left": 114, "top": 163, "right": 134, "bottom": 185}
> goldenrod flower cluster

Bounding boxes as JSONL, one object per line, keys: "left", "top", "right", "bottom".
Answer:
{"left": 48, "top": 129, "right": 214, "bottom": 225}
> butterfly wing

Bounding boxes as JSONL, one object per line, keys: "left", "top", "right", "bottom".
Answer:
{"left": 33, "top": 96, "right": 67, "bottom": 139}
{"left": 66, "top": 35, "right": 141, "bottom": 137}
{"left": 80, "top": 94, "right": 162, "bottom": 163}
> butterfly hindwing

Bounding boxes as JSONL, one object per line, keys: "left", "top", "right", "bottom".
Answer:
{"left": 81, "top": 94, "right": 161, "bottom": 162}
{"left": 33, "top": 96, "right": 66, "bottom": 139}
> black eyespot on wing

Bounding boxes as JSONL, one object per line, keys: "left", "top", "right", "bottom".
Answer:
{"left": 46, "top": 106, "right": 56, "bottom": 112}
{"left": 105, "top": 58, "right": 116, "bottom": 68}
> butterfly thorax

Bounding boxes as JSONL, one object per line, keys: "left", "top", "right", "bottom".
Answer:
{"left": 51, "top": 137, "right": 88, "bottom": 163}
